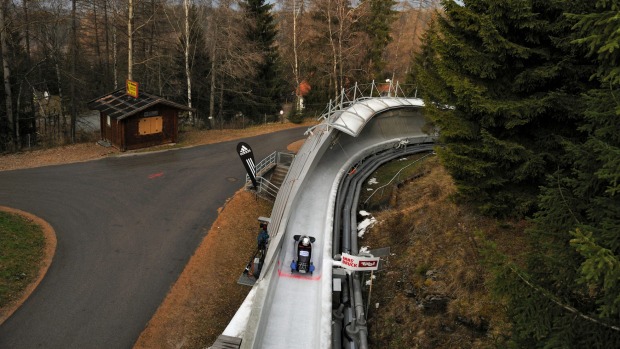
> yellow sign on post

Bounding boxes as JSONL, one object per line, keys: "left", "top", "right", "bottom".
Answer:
{"left": 126, "top": 80, "right": 139, "bottom": 98}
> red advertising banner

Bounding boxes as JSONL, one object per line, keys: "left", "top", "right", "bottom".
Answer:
{"left": 341, "top": 253, "right": 380, "bottom": 271}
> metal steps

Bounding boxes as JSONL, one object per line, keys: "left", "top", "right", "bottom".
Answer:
{"left": 244, "top": 152, "right": 294, "bottom": 201}
{"left": 268, "top": 165, "right": 288, "bottom": 189}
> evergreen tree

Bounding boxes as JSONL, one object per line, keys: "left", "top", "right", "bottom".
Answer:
{"left": 360, "top": 0, "right": 396, "bottom": 79}
{"left": 415, "top": 0, "right": 592, "bottom": 217}
{"left": 241, "top": 0, "right": 283, "bottom": 122}
{"left": 482, "top": 1, "right": 620, "bottom": 347}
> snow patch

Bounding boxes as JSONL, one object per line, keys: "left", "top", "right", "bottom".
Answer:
{"left": 357, "top": 216, "right": 377, "bottom": 238}
{"left": 365, "top": 274, "right": 376, "bottom": 286}
{"left": 359, "top": 210, "right": 371, "bottom": 217}
{"left": 359, "top": 246, "right": 370, "bottom": 254}
{"left": 222, "top": 287, "right": 257, "bottom": 337}
{"left": 367, "top": 177, "right": 378, "bottom": 185}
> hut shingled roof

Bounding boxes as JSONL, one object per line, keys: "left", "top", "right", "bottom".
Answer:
{"left": 87, "top": 89, "right": 194, "bottom": 120}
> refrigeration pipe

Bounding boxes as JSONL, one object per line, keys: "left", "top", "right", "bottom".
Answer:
{"left": 332, "top": 142, "right": 435, "bottom": 349}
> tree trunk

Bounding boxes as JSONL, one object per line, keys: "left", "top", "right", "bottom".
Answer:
{"left": 327, "top": 0, "right": 338, "bottom": 100}
{"left": 113, "top": 18, "right": 118, "bottom": 89}
{"left": 103, "top": 0, "right": 110, "bottom": 88}
{"left": 23, "top": 0, "right": 31, "bottom": 61}
{"left": 184, "top": 0, "right": 193, "bottom": 124}
{"left": 55, "top": 62, "right": 65, "bottom": 141}
{"left": 1, "top": 0, "right": 15, "bottom": 148}
{"left": 337, "top": 1, "right": 345, "bottom": 95}
{"left": 219, "top": 80, "right": 224, "bottom": 130}
{"left": 209, "top": 43, "right": 216, "bottom": 128}
{"left": 128, "top": 0, "right": 134, "bottom": 80}
{"left": 93, "top": 0, "right": 102, "bottom": 72}
{"left": 70, "top": 0, "right": 77, "bottom": 143}
{"left": 23, "top": 0, "right": 35, "bottom": 148}
{"left": 293, "top": 0, "right": 301, "bottom": 112}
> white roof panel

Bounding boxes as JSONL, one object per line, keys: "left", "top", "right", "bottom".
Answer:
{"left": 329, "top": 97, "right": 424, "bottom": 137}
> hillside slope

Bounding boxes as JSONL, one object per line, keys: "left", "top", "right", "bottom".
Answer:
{"left": 362, "top": 157, "right": 527, "bottom": 348}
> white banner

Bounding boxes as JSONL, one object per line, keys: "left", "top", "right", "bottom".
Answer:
{"left": 340, "top": 253, "right": 380, "bottom": 271}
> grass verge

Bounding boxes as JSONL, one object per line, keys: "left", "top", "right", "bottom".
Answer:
{"left": 360, "top": 152, "right": 436, "bottom": 210}
{"left": 0, "top": 211, "right": 45, "bottom": 309}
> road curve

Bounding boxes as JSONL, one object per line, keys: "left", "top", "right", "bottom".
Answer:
{"left": 0, "top": 127, "right": 307, "bottom": 349}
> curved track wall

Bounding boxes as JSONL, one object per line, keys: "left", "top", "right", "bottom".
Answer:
{"left": 225, "top": 102, "right": 435, "bottom": 348}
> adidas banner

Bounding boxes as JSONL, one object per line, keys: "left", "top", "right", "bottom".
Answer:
{"left": 237, "top": 142, "right": 258, "bottom": 188}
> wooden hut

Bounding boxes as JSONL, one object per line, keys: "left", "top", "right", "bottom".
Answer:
{"left": 87, "top": 89, "right": 194, "bottom": 151}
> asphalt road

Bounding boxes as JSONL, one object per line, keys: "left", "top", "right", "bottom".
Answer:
{"left": 0, "top": 127, "right": 307, "bottom": 349}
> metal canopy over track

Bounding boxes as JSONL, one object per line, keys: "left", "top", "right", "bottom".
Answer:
{"left": 327, "top": 97, "right": 424, "bottom": 137}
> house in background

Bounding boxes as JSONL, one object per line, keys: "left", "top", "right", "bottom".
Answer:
{"left": 88, "top": 89, "right": 194, "bottom": 151}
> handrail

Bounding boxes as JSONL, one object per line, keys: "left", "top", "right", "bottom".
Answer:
{"left": 255, "top": 177, "right": 279, "bottom": 199}
{"left": 245, "top": 151, "right": 294, "bottom": 189}
{"left": 254, "top": 152, "right": 277, "bottom": 177}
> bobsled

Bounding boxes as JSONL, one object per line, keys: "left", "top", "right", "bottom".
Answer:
{"left": 291, "top": 235, "right": 316, "bottom": 274}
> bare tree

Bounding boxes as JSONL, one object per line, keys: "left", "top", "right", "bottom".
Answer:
{"left": 206, "top": 0, "right": 261, "bottom": 127}
{"left": 385, "top": 0, "right": 439, "bottom": 81}
{"left": 276, "top": 0, "right": 310, "bottom": 112}
{"left": 311, "top": 0, "right": 362, "bottom": 99}
{"left": 128, "top": 0, "right": 134, "bottom": 79}
{"left": 1, "top": 0, "right": 14, "bottom": 148}
{"left": 292, "top": 0, "right": 302, "bottom": 112}
{"left": 70, "top": 0, "right": 78, "bottom": 142}
{"left": 182, "top": 0, "right": 194, "bottom": 123}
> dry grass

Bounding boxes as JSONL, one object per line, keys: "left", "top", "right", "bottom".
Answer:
{"left": 0, "top": 120, "right": 317, "bottom": 172}
{"left": 362, "top": 157, "right": 527, "bottom": 348}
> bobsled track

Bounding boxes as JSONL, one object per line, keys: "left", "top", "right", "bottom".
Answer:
{"left": 221, "top": 82, "right": 437, "bottom": 349}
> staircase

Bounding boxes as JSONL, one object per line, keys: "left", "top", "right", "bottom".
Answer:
{"left": 245, "top": 152, "right": 294, "bottom": 201}
{"left": 269, "top": 165, "right": 289, "bottom": 189}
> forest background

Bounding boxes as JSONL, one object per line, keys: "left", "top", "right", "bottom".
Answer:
{"left": 0, "top": 0, "right": 439, "bottom": 151}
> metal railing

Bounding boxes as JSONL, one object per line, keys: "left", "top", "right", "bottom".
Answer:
{"left": 253, "top": 177, "right": 280, "bottom": 200}
{"left": 245, "top": 151, "right": 296, "bottom": 198}
{"left": 254, "top": 152, "right": 277, "bottom": 177}
{"left": 303, "top": 81, "right": 420, "bottom": 137}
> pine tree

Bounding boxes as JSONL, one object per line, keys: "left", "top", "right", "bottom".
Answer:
{"left": 414, "top": 0, "right": 592, "bottom": 217}
{"left": 360, "top": 0, "right": 397, "bottom": 79}
{"left": 482, "top": 1, "right": 620, "bottom": 346}
{"left": 241, "top": 0, "right": 283, "bottom": 122}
